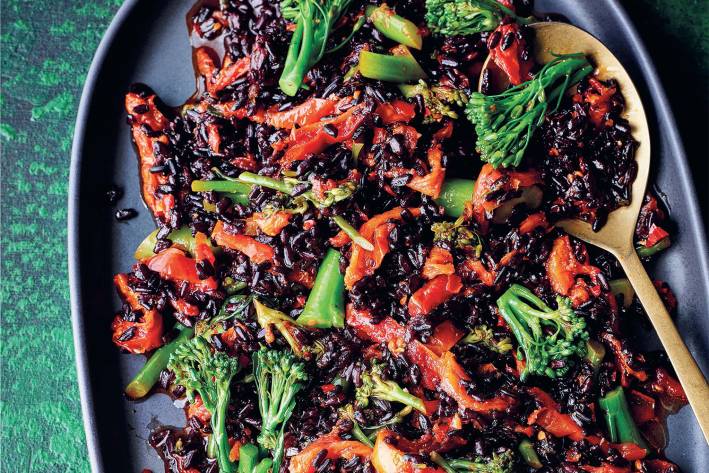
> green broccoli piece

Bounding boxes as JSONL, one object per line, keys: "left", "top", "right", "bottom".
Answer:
{"left": 278, "top": 0, "right": 356, "bottom": 95}
{"left": 496, "top": 284, "right": 588, "bottom": 381}
{"left": 253, "top": 298, "right": 307, "bottom": 358}
{"left": 431, "top": 450, "right": 516, "bottom": 473}
{"left": 399, "top": 80, "right": 467, "bottom": 123}
{"left": 167, "top": 337, "right": 240, "bottom": 473}
{"left": 356, "top": 361, "right": 426, "bottom": 413}
{"left": 253, "top": 347, "right": 308, "bottom": 472}
{"left": 431, "top": 216, "right": 483, "bottom": 254}
{"left": 462, "top": 324, "right": 513, "bottom": 354}
{"left": 425, "top": 0, "right": 527, "bottom": 36}
{"left": 466, "top": 53, "right": 592, "bottom": 167}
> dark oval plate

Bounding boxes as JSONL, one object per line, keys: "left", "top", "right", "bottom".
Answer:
{"left": 69, "top": 0, "right": 709, "bottom": 471}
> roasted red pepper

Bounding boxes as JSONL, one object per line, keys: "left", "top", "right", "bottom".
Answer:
{"left": 125, "top": 92, "right": 174, "bottom": 223}
{"left": 212, "top": 221, "right": 274, "bottom": 264}
{"left": 344, "top": 208, "right": 421, "bottom": 289}
{"left": 147, "top": 247, "right": 218, "bottom": 292}
{"left": 195, "top": 47, "right": 250, "bottom": 97}
{"left": 487, "top": 22, "right": 534, "bottom": 86}
{"left": 111, "top": 274, "right": 164, "bottom": 354}
{"left": 375, "top": 100, "right": 416, "bottom": 124}
{"left": 408, "top": 274, "right": 462, "bottom": 316}
{"left": 265, "top": 97, "right": 339, "bottom": 130}
{"left": 290, "top": 432, "right": 372, "bottom": 473}
{"left": 279, "top": 103, "right": 369, "bottom": 166}
{"left": 546, "top": 235, "right": 603, "bottom": 306}
{"left": 468, "top": 163, "right": 541, "bottom": 233}
{"left": 422, "top": 247, "right": 455, "bottom": 280}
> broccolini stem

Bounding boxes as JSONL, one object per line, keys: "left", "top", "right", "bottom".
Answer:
{"left": 434, "top": 179, "right": 476, "bottom": 218}
{"left": 366, "top": 5, "right": 422, "bottom": 49}
{"left": 297, "top": 248, "right": 345, "bottom": 328}
{"left": 359, "top": 50, "right": 428, "bottom": 83}
{"left": 238, "top": 171, "right": 295, "bottom": 194}
{"left": 125, "top": 325, "right": 194, "bottom": 399}
{"left": 599, "top": 386, "right": 649, "bottom": 450}
{"left": 134, "top": 226, "right": 196, "bottom": 260}
{"left": 210, "top": 388, "right": 235, "bottom": 472}
{"left": 518, "top": 439, "right": 542, "bottom": 469}
{"left": 237, "top": 444, "right": 260, "bottom": 473}
{"left": 192, "top": 179, "right": 252, "bottom": 194}
{"left": 636, "top": 237, "right": 671, "bottom": 258}
{"left": 332, "top": 215, "right": 374, "bottom": 251}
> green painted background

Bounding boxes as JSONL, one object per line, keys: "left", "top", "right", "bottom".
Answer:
{"left": 0, "top": 1, "right": 706, "bottom": 471}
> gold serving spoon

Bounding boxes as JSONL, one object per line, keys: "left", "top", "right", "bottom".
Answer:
{"left": 480, "top": 22, "right": 709, "bottom": 440}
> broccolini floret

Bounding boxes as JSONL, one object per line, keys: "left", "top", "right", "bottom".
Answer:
{"left": 167, "top": 337, "right": 240, "bottom": 473}
{"left": 399, "top": 80, "right": 467, "bottom": 123}
{"left": 253, "top": 298, "right": 307, "bottom": 358}
{"left": 462, "top": 324, "right": 513, "bottom": 354}
{"left": 431, "top": 450, "right": 516, "bottom": 473}
{"left": 253, "top": 347, "right": 308, "bottom": 472}
{"left": 278, "top": 0, "right": 356, "bottom": 95}
{"left": 425, "top": 0, "right": 525, "bottom": 36}
{"left": 466, "top": 53, "right": 592, "bottom": 167}
{"left": 496, "top": 284, "right": 588, "bottom": 381}
{"left": 356, "top": 361, "right": 426, "bottom": 413}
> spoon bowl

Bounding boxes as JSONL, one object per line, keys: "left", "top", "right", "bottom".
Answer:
{"left": 481, "top": 21, "right": 709, "bottom": 440}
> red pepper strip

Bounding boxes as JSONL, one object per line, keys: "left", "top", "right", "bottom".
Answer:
{"left": 546, "top": 235, "right": 603, "bottom": 306}
{"left": 212, "top": 221, "right": 274, "bottom": 264}
{"left": 408, "top": 274, "right": 462, "bottom": 316}
{"left": 345, "top": 223, "right": 395, "bottom": 290}
{"left": 172, "top": 298, "right": 200, "bottom": 317}
{"left": 209, "top": 101, "right": 266, "bottom": 122}
{"left": 112, "top": 274, "right": 164, "bottom": 354}
{"left": 645, "top": 459, "right": 682, "bottom": 473}
{"left": 468, "top": 164, "right": 541, "bottom": 233}
{"left": 528, "top": 407, "right": 585, "bottom": 441}
{"left": 406, "top": 143, "right": 446, "bottom": 198}
{"left": 375, "top": 100, "right": 416, "bottom": 124}
{"left": 580, "top": 464, "right": 631, "bottom": 473}
{"left": 528, "top": 386, "right": 560, "bottom": 409}
{"left": 463, "top": 259, "right": 496, "bottom": 287}
{"left": 600, "top": 332, "right": 648, "bottom": 386}
{"left": 487, "top": 23, "right": 534, "bottom": 86}
{"left": 371, "top": 430, "right": 445, "bottom": 473}
{"left": 265, "top": 97, "right": 338, "bottom": 130}
{"left": 425, "top": 320, "right": 465, "bottom": 356}
{"left": 344, "top": 207, "right": 421, "bottom": 289}
{"left": 125, "top": 92, "right": 174, "bottom": 222}
{"left": 290, "top": 433, "right": 372, "bottom": 473}
{"left": 194, "top": 232, "right": 216, "bottom": 266}
{"left": 648, "top": 367, "right": 688, "bottom": 412}
{"left": 280, "top": 103, "right": 368, "bottom": 166}
{"left": 645, "top": 223, "right": 670, "bottom": 247}
{"left": 196, "top": 47, "right": 251, "bottom": 96}
{"left": 582, "top": 77, "right": 618, "bottom": 128}
{"left": 187, "top": 395, "right": 212, "bottom": 424}
{"left": 627, "top": 389, "right": 656, "bottom": 425}
{"left": 251, "top": 211, "right": 292, "bottom": 237}
{"left": 206, "top": 123, "right": 221, "bottom": 154}
{"left": 346, "top": 306, "right": 509, "bottom": 412}
{"left": 519, "top": 212, "right": 549, "bottom": 234}
{"left": 422, "top": 247, "right": 455, "bottom": 280}
{"left": 147, "top": 247, "right": 218, "bottom": 291}
{"left": 614, "top": 442, "right": 647, "bottom": 461}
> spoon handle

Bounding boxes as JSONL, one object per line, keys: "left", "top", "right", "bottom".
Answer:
{"left": 617, "top": 250, "right": 709, "bottom": 442}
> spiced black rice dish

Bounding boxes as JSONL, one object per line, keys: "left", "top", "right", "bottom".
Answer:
{"left": 113, "top": 0, "right": 684, "bottom": 472}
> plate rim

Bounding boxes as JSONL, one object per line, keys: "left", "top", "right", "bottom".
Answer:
{"left": 67, "top": 1, "right": 709, "bottom": 471}
{"left": 68, "top": 0, "right": 141, "bottom": 470}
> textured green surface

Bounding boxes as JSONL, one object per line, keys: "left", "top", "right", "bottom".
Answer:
{"left": 0, "top": 1, "right": 705, "bottom": 472}
{"left": 0, "top": 1, "right": 123, "bottom": 471}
